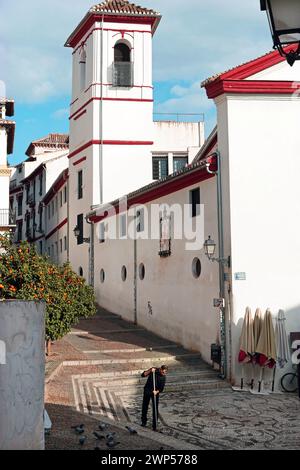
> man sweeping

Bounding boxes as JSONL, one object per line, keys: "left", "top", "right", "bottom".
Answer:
{"left": 141, "top": 365, "right": 168, "bottom": 431}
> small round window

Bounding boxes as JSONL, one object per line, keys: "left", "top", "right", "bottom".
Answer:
{"left": 121, "top": 266, "right": 127, "bottom": 282}
{"left": 100, "top": 269, "right": 105, "bottom": 283}
{"left": 79, "top": 267, "right": 83, "bottom": 277}
{"left": 192, "top": 258, "right": 201, "bottom": 279}
{"left": 139, "top": 263, "right": 145, "bottom": 281}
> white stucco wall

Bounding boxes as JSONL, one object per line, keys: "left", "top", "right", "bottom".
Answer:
{"left": 0, "top": 301, "right": 45, "bottom": 450}
{"left": 153, "top": 121, "right": 204, "bottom": 154}
{"left": 93, "top": 176, "right": 219, "bottom": 364}
{"left": 0, "top": 128, "right": 7, "bottom": 166}
{"left": 216, "top": 92, "right": 300, "bottom": 387}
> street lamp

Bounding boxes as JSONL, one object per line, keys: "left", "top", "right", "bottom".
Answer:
{"left": 73, "top": 225, "right": 90, "bottom": 243}
{"left": 261, "top": 0, "right": 300, "bottom": 66}
{"left": 204, "top": 236, "right": 230, "bottom": 267}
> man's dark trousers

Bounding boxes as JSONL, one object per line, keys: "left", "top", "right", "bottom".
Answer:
{"left": 141, "top": 389, "right": 159, "bottom": 430}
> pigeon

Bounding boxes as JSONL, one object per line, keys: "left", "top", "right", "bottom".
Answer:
{"left": 79, "top": 436, "right": 87, "bottom": 446}
{"left": 74, "top": 426, "right": 85, "bottom": 435}
{"left": 98, "top": 422, "right": 108, "bottom": 431}
{"left": 106, "top": 432, "right": 116, "bottom": 441}
{"left": 71, "top": 424, "right": 84, "bottom": 430}
{"left": 126, "top": 425, "right": 137, "bottom": 435}
{"left": 93, "top": 431, "right": 105, "bottom": 440}
{"left": 106, "top": 440, "right": 120, "bottom": 448}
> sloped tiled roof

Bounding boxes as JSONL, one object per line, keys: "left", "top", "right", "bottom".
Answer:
{"left": 0, "top": 99, "right": 14, "bottom": 117}
{"left": 25, "top": 133, "right": 69, "bottom": 157}
{"left": 90, "top": 0, "right": 159, "bottom": 16}
{"left": 192, "top": 126, "right": 217, "bottom": 164}
{"left": 201, "top": 44, "right": 296, "bottom": 88}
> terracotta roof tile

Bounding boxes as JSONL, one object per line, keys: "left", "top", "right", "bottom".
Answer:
{"left": 32, "top": 133, "right": 69, "bottom": 145}
{"left": 0, "top": 99, "right": 14, "bottom": 117}
{"left": 201, "top": 50, "right": 278, "bottom": 88}
{"left": 90, "top": 0, "right": 159, "bottom": 16}
{"left": 25, "top": 133, "right": 69, "bottom": 157}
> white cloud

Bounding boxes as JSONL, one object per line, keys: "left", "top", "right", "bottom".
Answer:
{"left": 51, "top": 108, "right": 69, "bottom": 120}
{"left": 1, "top": 0, "right": 272, "bottom": 108}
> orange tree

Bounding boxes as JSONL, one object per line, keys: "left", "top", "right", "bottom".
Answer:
{"left": 0, "top": 235, "right": 96, "bottom": 342}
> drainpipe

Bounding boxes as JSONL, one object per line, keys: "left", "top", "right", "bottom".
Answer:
{"left": 206, "top": 150, "right": 228, "bottom": 380}
{"left": 86, "top": 216, "right": 94, "bottom": 288}
{"left": 99, "top": 14, "right": 104, "bottom": 206}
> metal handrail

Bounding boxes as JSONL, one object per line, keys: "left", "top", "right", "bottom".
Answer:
{"left": 0, "top": 209, "right": 16, "bottom": 226}
{"left": 153, "top": 113, "right": 205, "bottom": 122}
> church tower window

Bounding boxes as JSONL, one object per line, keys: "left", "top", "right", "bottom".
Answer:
{"left": 113, "top": 42, "right": 133, "bottom": 87}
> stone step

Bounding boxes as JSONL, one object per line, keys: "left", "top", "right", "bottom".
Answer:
{"left": 62, "top": 352, "right": 204, "bottom": 367}
{"left": 86, "top": 370, "right": 219, "bottom": 387}
{"left": 94, "top": 379, "right": 229, "bottom": 395}
{"left": 72, "top": 346, "right": 199, "bottom": 361}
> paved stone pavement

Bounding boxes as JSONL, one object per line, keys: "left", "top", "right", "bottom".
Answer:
{"left": 45, "top": 307, "right": 300, "bottom": 450}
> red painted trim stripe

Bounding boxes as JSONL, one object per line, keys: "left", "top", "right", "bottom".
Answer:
{"left": 206, "top": 79, "right": 300, "bottom": 99}
{"left": 32, "top": 234, "right": 44, "bottom": 243}
{"left": 46, "top": 218, "right": 68, "bottom": 240}
{"left": 73, "top": 157, "right": 87, "bottom": 166}
{"left": 84, "top": 82, "right": 153, "bottom": 93}
{"left": 89, "top": 166, "right": 215, "bottom": 223}
{"left": 67, "top": 14, "right": 156, "bottom": 49}
{"left": 74, "top": 110, "right": 87, "bottom": 121}
{"left": 70, "top": 97, "right": 79, "bottom": 106}
{"left": 73, "top": 27, "right": 152, "bottom": 55}
{"left": 10, "top": 187, "right": 23, "bottom": 195}
{"left": 70, "top": 97, "right": 153, "bottom": 120}
{"left": 68, "top": 140, "right": 153, "bottom": 159}
{"left": 43, "top": 171, "right": 69, "bottom": 205}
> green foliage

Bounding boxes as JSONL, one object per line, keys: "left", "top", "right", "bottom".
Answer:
{"left": 0, "top": 234, "right": 96, "bottom": 341}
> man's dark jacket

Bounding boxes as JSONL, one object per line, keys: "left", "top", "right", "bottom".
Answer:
{"left": 141, "top": 368, "right": 166, "bottom": 394}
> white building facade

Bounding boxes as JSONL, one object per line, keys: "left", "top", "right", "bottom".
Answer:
{"left": 202, "top": 49, "right": 300, "bottom": 385}
{"left": 10, "top": 134, "right": 69, "bottom": 258}
{"left": 0, "top": 98, "right": 15, "bottom": 235}
{"left": 10, "top": 1, "right": 300, "bottom": 390}
{"left": 65, "top": 1, "right": 204, "bottom": 279}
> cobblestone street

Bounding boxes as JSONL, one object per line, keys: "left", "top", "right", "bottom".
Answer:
{"left": 45, "top": 308, "right": 300, "bottom": 450}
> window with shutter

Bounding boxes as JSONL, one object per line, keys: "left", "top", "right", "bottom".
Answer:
{"left": 77, "top": 214, "right": 84, "bottom": 245}
{"left": 152, "top": 156, "right": 168, "bottom": 180}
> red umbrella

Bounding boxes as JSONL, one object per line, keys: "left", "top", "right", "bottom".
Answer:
{"left": 236, "top": 307, "right": 254, "bottom": 390}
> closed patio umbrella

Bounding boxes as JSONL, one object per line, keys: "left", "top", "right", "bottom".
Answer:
{"left": 236, "top": 307, "right": 254, "bottom": 390}
{"left": 273, "top": 310, "right": 290, "bottom": 392}
{"left": 255, "top": 309, "right": 276, "bottom": 393}
{"left": 250, "top": 308, "right": 263, "bottom": 389}
{"left": 276, "top": 310, "right": 290, "bottom": 368}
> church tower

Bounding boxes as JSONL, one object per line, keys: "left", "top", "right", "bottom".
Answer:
{"left": 65, "top": 1, "right": 161, "bottom": 278}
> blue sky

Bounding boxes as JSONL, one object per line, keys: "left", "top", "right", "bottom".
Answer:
{"left": 1, "top": 0, "right": 271, "bottom": 165}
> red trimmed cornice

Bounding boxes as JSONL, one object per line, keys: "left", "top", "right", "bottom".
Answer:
{"left": 89, "top": 162, "right": 216, "bottom": 223}
{"left": 68, "top": 140, "right": 153, "bottom": 159}
{"left": 21, "top": 164, "right": 44, "bottom": 185}
{"left": 43, "top": 170, "right": 69, "bottom": 205}
{"left": 73, "top": 157, "right": 87, "bottom": 166}
{"left": 46, "top": 218, "right": 68, "bottom": 240}
{"left": 70, "top": 97, "right": 153, "bottom": 120}
{"left": 206, "top": 79, "right": 300, "bottom": 99}
{"left": 10, "top": 186, "right": 23, "bottom": 195}
{"left": 73, "top": 27, "right": 152, "bottom": 55}
{"left": 74, "top": 110, "right": 87, "bottom": 121}
{"left": 31, "top": 234, "right": 44, "bottom": 243}
{"left": 65, "top": 13, "right": 158, "bottom": 49}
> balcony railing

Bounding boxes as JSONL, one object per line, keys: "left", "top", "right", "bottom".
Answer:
{"left": 0, "top": 209, "right": 16, "bottom": 227}
{"left": 112, "top": 62, "right": 133, "bottom": 87}
{"left": 27, "top": 194, "right": 35, "bottom": 207}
